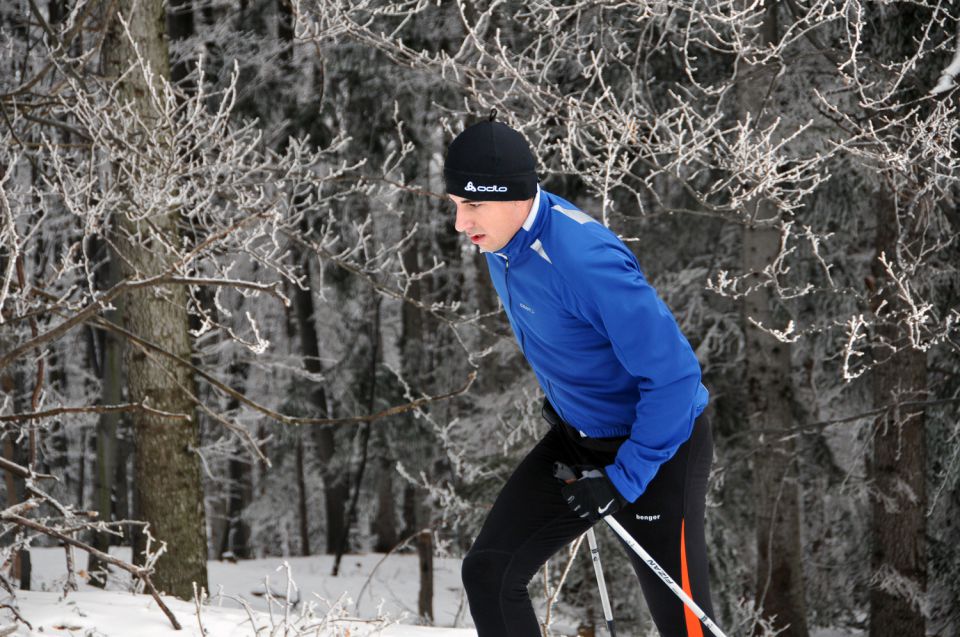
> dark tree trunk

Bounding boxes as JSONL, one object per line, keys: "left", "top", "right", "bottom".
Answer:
{"left": 399, "top": 218, "right": 433, "bottom": 618}
{"left": 117, "top": 418, "right": 135, "bottom": 555}
{"left": 868, "top": 188, "right": 927, "bottom": 637}
{"left": 371, "top": 428, "right": 398, "bottom": 552}
{"left": 218, "top": 453, "right": 252, "bottom": 561}
{"left": 276, "top": 0, "right": 348, "bottom": 553}
{"left": 333, "top": 296, "right": 381, "bottom": 575}
{"left": 77, "top": 429, "right": 87, "bottom": 510}
{"left": 401, "top": 483, "right": 416, "bottom": 540}
{"left": 861, "top": 6, "right": 930, "bottom": 634}
{"left": 100, "top": 0, "right": 208, "bottom": 598}
{"left": 166, "top": 0, "right": 194, "bottom": 91}
{"left": 417, "top": 493, "right": 434, "bottom": 623}
{"left": 292, "top": 252, "right": 348, "bottom": 554}
{"left": 89, "top": 247, "right": 124, "bottom": 587}
{"left": 2, "top": 434, "right": 32, "bottom": 590}
{"left": 738, "top": 3, "right": 808, "bottom": 635}
{"left": 216, "top": 362, "right": 252, "bottom": 561}
{"left": 1, "top": 355, "right": 31, "bottom": 589}
{"left": 417, "top": 527, "right": 434, "bottom": 623}
{"left": 295, "top": 434, "right": 311, "bottom": 556}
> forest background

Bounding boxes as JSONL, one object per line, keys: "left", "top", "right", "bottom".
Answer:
{"left": 1, "top": 0, "right": 959, "bottom": 636}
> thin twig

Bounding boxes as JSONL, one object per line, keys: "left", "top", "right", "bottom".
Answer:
{"left": 0, "top": 456, "right": 55, "bottom": 481}
{"left": 0, "top": 604, "right": 32, "bottom": 631}
{"left": 1, "top": 512, "right": 182, "bottom": 630}
{"left": 0, "top": 402, "right": 190, "bottom": 423}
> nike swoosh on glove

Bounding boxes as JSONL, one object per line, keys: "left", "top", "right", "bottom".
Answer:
{"left": 557, "top": 464, "right": 628, "bottom": 522}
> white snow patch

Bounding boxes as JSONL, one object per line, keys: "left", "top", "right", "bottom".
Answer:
{"left": 9, "top": 589, "right": 477, "bottom": 636}
{"left": 5, "top": 548, "right": 478, "bottom": 636}
{"left": 931, "top": 45, "right": 960, "bottom": 94}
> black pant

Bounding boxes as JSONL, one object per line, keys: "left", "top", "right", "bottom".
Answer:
{"left": 462, "top": 402, "right": 714, "bottom": 636}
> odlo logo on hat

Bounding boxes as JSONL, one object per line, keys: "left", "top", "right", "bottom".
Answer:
{"left": 465, "top": 181, "right": 508, "bottom": 194}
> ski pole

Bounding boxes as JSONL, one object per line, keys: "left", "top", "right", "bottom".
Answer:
{"left": 585, "top": 527, "right": 617, "bottom": 637}
{"left": 554, "top": 462, "right": 617, "bottom": 636}
{"left": 602, "top": 515, "right": 728, "bottom": 637}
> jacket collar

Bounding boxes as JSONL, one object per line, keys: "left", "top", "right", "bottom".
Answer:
{"left": 490, "top": 185, "right": 547, "bottom": 263}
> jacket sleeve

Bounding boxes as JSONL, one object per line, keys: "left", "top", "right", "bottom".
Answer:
{"left": 562, "top": 236, "right": 704, "bottom": 502}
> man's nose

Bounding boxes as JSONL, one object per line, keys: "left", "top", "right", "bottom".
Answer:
{"left": 454, "top": 206, "right": 474, "bottom": 233}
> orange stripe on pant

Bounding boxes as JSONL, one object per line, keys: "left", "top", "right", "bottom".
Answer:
{"left": 680, "top": 519, "right": 704, "bottom": 637}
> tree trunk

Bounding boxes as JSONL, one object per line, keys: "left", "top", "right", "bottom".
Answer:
{"left": 333, "top": 296, "right": 381, "bottom": 575}
{"left": 77, "top": 428, "right": 87, "bottom": 511}
{"left": 292, "top": 252, "right": 348, "bottom": 554}
{"left": 218, "top": 452, "right": 253, "bottom": 561}
{"left": 738, "top": 3, "right": 808, "bottom": 635}
{"left": 217, "top": 362, "right": 252, "bottom": 561}
{"left": 401, "top": 483, "right": 416, "bottom": 540}
{"left": 277, "top": 0, "right": 348, "bottom": 554}
{"left": 318, "top": 425, "right": 349, "bottom": 556}
{"left": 1, "top": 360, "right": 31, "bottom": 589}
{"left": 100, "top": 0, "right": 208, "bottom": 599}
{"left": 295, "top": 434, "right": 311, "bottom": 556}
{"left": 2, "top": 435, "right": 32, "bottom": 590}
{"left": 868, "top": 188, "right": 927, "bottom": 637}
{"left": 166, "top": 0, "right": 194, "bottom": 92}
{"left": 399, "top": 216, "right": 433, "bottom": 620}
{"left": 117, "top": 417, "right": 136, "bottom": 558}
{"left": 743, "top": 217, "right": 808, "bottom": 636}
{"left": 371, "top": 429, "right": 398, "bottom": 552}
{"left": 417, "top": 527, "right": 434, "bottom": 623}
{"left": 89, "top": 248, "right": 123, "bottom": 587}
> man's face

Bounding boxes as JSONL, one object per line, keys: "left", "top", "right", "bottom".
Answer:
{"left": 449, "top": 195, "right": 533, "bottom": 252}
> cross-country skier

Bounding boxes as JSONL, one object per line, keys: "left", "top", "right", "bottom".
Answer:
{"left": 446, "top": 115, "right": 715, "bottom": 636}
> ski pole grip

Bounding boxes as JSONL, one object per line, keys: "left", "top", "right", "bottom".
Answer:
{"left": 553, "top": 461, "right": 577, "bottom": 484}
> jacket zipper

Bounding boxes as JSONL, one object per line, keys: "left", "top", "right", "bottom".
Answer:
{"left": 503, "top": 253, "right": 569, "bottom": 426}
{"left": 500, "top": 254, "right": 526, "bottom": 355}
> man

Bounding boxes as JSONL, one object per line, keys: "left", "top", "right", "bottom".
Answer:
{"left": 446, "top": 115, "right": 714, "bottom": 637}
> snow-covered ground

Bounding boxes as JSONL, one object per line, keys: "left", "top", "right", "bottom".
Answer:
{"left": 4, "top": 547, "right": 862, "bottom": 636}
{"left": 11, "top": 589, "right": 477, "bottom": 637}
{"left": 7, "top": 547, "right": 481, "bottom": 636}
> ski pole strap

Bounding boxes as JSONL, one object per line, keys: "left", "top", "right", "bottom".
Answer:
{"left": 603, "top": 516, "right": 728, "bottom": 637}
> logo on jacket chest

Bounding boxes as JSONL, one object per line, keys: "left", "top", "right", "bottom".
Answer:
{"left": 518, "top": 302, "right": 535, "bottom": 314}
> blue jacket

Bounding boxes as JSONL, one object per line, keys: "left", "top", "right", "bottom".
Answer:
{"left": 484, "top": 187, "right": 709, "bottom": 502}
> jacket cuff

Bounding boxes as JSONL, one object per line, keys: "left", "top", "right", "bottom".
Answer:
{"left": 603, "top": 463, "right": 642, "bottom": 503}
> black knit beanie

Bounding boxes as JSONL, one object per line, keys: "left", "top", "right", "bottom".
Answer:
{"left": 444, "top": 115, "right": 538, "bottom": 202}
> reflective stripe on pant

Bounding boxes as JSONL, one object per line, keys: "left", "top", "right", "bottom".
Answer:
{"left": 462, "top": 410, "right": 715, "bottom": 637}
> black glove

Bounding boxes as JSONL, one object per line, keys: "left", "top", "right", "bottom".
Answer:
{"left": 553, "top": 462, "right": 628, "bottom": 522}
